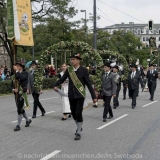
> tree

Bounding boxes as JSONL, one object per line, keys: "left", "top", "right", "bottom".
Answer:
{"left": 97, "top": 30, "right": 142, "bottom": 63}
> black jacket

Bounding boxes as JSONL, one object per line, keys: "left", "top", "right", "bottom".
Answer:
{"left": 128, "top": 71, "right": 141, "bottom": 90}
{"left": 14, "top": 71, "right": 28, "bottom": 92}
{"left": 146, "top": 70, "right": 158, "bottom": 83}
{"left": 53, "top": 66, "right": 96, "bottom": 100}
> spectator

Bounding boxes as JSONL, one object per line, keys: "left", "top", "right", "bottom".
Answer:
{"left": 49, "top": 65, "right": 56, "bottom": 77}
{"left": 44, "top": 65, "right": 50, "bottom": 78}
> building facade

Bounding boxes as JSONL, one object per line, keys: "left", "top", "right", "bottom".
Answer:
{"left": 100, "top": 23, "right": 160, "bottom": 48}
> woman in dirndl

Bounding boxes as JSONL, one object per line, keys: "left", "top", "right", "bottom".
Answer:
{"left": 59, "top": 63, "right": 72, "bottom": 120}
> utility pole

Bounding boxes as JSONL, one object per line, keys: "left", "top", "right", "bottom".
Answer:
{"left": 93, "top": 0, "right": 97, "bottom": 49}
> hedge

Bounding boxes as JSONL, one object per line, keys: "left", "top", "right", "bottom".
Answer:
{"left": 0, "top": 77, "right": 58, "bottom": 94}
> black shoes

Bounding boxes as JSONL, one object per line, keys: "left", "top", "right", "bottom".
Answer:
{"left": 103, "top": 119, "right": 107, "bottom": 122}
{"left": 151, "top": 99, "right": 154, "bottom": 101}
{"left": 32, "top": 115, "right": 36, "bottom": 118}
{"left": 14, "top": 125, "right": 20, "bottom": 131}
{"left": 68, "top": 115, "right": 72, "bottom": 118}
{"left": 132, "top": 106, "right": 136, "bottom": 109}
{"left": 41, "top": 110, "right": 46, "bottom": 116}
{"left": 107, "top": 116, "right": 113, "bottom": 119}
{"left": 75, "top": 134, "right": 81, "bottom": 140}
{"left": 75, "top": 128, "right": 83, "bottom": 135}
{"left": 114, "top": 106, "right": 116, "bottom": 109}
{"left": 25, "top": 119, "right": 32, "bottom": 127}
{"left": 123, "top": 97, "right": 126, "bottom": 100}
{"left": 93, "top": 105, "right": 98, "bottom": 108}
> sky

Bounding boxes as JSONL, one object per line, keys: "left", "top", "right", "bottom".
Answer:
{"left": 70, "top": 0, "right": 160, "bottom": 28}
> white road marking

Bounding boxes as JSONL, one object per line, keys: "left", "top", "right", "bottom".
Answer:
{"left": 29, "top": 97, "right": 58, "bottom": 103}
{"left": 97, "top": 114, "right": 128, "bottom": 130}
{"left": 11, "top": 111, "right": 55, "bottom": 123}
{"left": 142, "top": 101, "right": 158, "bottom": 108}
{"left": 40, "top": 150, "right": 61, "bottom": 160}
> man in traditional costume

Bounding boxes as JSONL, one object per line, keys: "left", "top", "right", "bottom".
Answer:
{"left": 101, "top": 62, "right": 117, "bottom": 122}
{"left": 112, "top": 66, "right": 121, "bottom": 109}
{"left": 27, "top": 61, "right": 46, "bottom": 118}
{"left": 53, "top": 53, "right": 97, "bottom": 141}
{"left": 12, "top": 62, "right": 32, "bottom": 131}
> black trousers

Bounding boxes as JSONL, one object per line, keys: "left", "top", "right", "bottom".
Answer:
{"left": 113, "top": 89, "right": 120, "bottom": 107}
{"left": 129, "top": 89, "right": 138, "bottom": 106}
{"left": 123, "top": 83, "right": 127, "bottom": 98}
{"left": 69, "top": 98, "right": 84, "bottom": 122}
{"left": 148, "top": 81, "right": 156, "bottom": 99}
{"left": 32, "top": 92, "right": 45, "bottom": 115}
{"left": 103, "top": 96, "right": 113, "bottom": 119}
{"left": 16, "top": 94, "right": 25, "bottom": 115}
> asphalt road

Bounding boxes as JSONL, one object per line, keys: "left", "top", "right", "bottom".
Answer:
{"left": 0, "top": 81, "right": 160, "bottom": 160}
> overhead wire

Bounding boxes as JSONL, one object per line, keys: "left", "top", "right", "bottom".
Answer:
{"left": 97, "top": 7, "right": 115, "bottom": 24}
{"left": 97, "top": 0, "right": 145, "bottom": 23}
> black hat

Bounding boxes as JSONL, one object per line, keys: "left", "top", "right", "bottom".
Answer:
{"left": 149, "top": 64, "right": 154, "bottom": 67}
{"left": 69, "top": 53, "right": 82, "bottom": 60}
{"left": 15, "top": 62, "right": 25, "bottom": 68}
{"left": 131, "top": 64, "right": 137, "bottom": 68}
{"left": 104, "top": 62, "right": 111, "bottom": 68}
{"left": 113, "top": 65, "right": 119, "bottom": 71}
{"left": 31, "top": 61, "right": 37, "bottom": 65}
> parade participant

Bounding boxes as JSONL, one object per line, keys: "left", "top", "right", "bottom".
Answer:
{"left": 101, "top": 62, "right": 117, "bottom": 122}
{"left": 127, "top": 64, "right": 141, "bottom": 109}
{"left": 12, "top": 62, "right": 32, "bottom": 131}
{"left": 27, "top": 61, "right": 46, "bottom": 118}
{"left": 137, "top": 64, "right": 145, "bottom": 94}
{"left": 112, "top": 66, "right": 121, "bottom": 109}
{"left": 59, "top": 63, "right": 72, "bottom": 120}
{"left": 146, "top": 64, "right": 158, "bottom": 101}
{"left": 53, "top": 53, "right": 97, "bottom": 141}
{"left": 122, "top": 80, "right": 128, "bottom": 100}
{"left": 153, "top": 64, "right": 158, "bottom": 91}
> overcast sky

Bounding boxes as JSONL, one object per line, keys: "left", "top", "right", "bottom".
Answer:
{"left": 71, "top": 0, "right": 160, "bottom": 28}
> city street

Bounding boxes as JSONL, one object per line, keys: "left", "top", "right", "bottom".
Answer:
{"left": 0, "top": 81, "right": 160, "bottom": 160}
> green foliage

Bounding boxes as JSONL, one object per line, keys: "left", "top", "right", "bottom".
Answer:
{"left": 0, "top": 80, "right": 12, "bottom": 94}
{"left": 42, "top": 77, "right": 58, "bottom": 89}
{"left": 97, "top": 30, "right": 142, "bottom": 63}
{"left": 0, "top": 78, "right": 58, "bottom": 94}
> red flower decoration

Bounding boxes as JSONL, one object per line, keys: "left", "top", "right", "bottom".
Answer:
{"left": 77, "top": 54, "right": 80, "bottom": 57}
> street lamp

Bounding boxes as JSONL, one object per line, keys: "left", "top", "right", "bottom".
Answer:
{"left": 80, "top": 10, "right": 87, "bottom": 38}
{"left": 129, "top": 22, "right": 134, "bottom": 35}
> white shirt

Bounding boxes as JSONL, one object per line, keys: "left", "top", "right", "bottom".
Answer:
{"left": 131, "top": 71, "right": 136, "bottom": 78}
{"left": 73, "top": 66, "right": 80, "bottom": 71}
{"left": 150, "top": 70, "right": 154, "bottom": 74}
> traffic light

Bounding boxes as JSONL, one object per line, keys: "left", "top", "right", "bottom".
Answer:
{"left": 148, "top": 20, "right": 153, "bottom": 30}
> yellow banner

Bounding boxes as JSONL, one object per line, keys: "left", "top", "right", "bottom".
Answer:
{"left": 13, "top": 0, "right": 34, "bottom": 46}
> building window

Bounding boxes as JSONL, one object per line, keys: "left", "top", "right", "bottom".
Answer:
{"left": 159, "top": 30, "right": 160, "bottom": 34}
{"left": 146, "top": 29, "right": 149, "bottom": 34}
{"left": 154, "top": 29, "right": 157, "bottom": 34}
{"left": 141, "top": 29, "right": 144, "bottom": 34}
{"left": 146, "top": 37, "right": 149, "bottom": 41}
{"left": 143, "top": 37, "right": 145, "bottom": 41}
{"left": 138, "top": 30, "right": 141, "bottom": 34}
{"left": 159, "top": 37, "right": 160, "bottom": 41}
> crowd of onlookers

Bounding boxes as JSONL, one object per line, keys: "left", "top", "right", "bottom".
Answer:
{"left": 0, "top": 65, "right": 11, "bottom": 81}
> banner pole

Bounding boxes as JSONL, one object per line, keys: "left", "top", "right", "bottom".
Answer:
{"left": 13, "top": 39, "right": 18, "bottom": 102}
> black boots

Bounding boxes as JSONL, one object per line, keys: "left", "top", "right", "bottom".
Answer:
{"left": 25, "top": 119, "right": 32, "bottom": 127}
{"left": 75, "top": 134, "right": 81, "bottom": 140}
{"left": 14, "top": 125, "right": 20, "bottom": 131}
